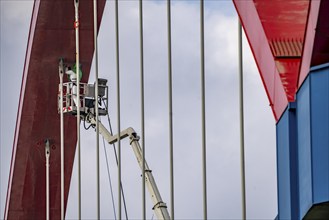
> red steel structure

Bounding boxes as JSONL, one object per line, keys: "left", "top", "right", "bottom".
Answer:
{"left": 234, "top": 0, "right": 328, "bottom": 122}
{"left": 4, "top": 0, "right": 329, "bottom": 219}
{"left": 235, "top": 1, "right": 329, "bottom": 219}
{"left": 4, "top": 1, "right": 106, "bottom": 219}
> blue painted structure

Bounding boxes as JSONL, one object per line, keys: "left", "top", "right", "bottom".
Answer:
{"left": 276, "top": 63, "right": 329, "bottom": 219}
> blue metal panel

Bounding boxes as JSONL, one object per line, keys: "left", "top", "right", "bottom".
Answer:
{"left": 276, "top": 110, "right": 291, "bottom": 220}
{"left": 310, "top": 67, "right": 329, "bottom": 204}
{"left": 276, "top": 64, "right": 329, "bottom": 219}
{"left": 288, "top": 103, "right": 299, "bottom": 220}
{"left": 296, "top": 77, "right": 313, "bottom": 218}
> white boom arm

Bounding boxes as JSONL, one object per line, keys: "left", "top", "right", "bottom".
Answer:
{"left": 88, "top": 116, "right": 170, "bottom": 220}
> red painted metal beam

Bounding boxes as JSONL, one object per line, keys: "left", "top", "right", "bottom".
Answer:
{"left": 233, "top": 0, "right": 311, "bottom": 121}
{"left": 4, "top": 0, "right": 106, "bottom": 219}
{"left": 311, "top": 0, "right": 329, "bottom": 67}
{"left": 298, "top": 0, "right": 321, "bottom": 87}
{"left": 233, "top": 0, "right": 288, "bottom": 121}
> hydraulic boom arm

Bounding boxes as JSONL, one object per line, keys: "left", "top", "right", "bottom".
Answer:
{"left": 87, "top": 115, "right": 170, "bottom": 220}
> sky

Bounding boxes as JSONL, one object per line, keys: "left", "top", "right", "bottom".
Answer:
{"left": 1, "top": 1, "right": 277, "bottom": 219}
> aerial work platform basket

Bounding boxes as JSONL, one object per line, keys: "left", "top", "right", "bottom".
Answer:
{"left": 58, "top": 79, "right": 108, "bottom": 116}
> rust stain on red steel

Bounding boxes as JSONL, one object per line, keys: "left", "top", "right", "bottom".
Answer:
{"left": 4, "top": 1, "right": 106, "bottom": 219}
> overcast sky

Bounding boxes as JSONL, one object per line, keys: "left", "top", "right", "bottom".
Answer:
{"left": 1, "top": 1, "right": 277, "bottom": 219}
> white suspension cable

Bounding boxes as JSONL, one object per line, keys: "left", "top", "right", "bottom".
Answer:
{"left": 114, "top": 0, "right": 122, "bottom": 219}
{"left": 103, "top": 100, "right": 129, "bottom": 220}
{"left": 93, "top": 0, "right": 100, "bottom": 219}
{"left": 238, "top": 20, "right": 247, "bottom": 220}
{"left": 102, "top": 136, "right": 117, "bottom": 220}
{"left": 45, "top": 139, "right": 50, "bottom": 220}
{"left": 200, "top": 1, "right": 207, "bottom": 219}
{"left": 59, "top": 59, "right": 65, "bottom": 220}
{"left": 73, "top": 0, "right": 81, "bottom": 219}
{"left": 166, "top": 1, "right": 174, "bottom": 219}
{"left": 138, "top": 0, "right": 146, "bottom": 219}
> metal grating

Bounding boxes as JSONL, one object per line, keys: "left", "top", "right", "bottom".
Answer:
{"left": 269, "top": 38, "right": 303, "bottom": 58}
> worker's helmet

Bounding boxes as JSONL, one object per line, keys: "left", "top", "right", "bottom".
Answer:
{"left": 67, "top": 64, "right": 83, "bottom": 81}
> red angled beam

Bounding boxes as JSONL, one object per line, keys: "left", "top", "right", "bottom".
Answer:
{"left": 298, "top": 0, "right": 322, "bottom": 87}
{"left": 4, "top": 0, "right": 106, "bottom": 219}
{"left": 233, "top": 0, "right": 288, "bottom": 121}
{"left": 233, "top": 0, "right": 311, "bottom": 121}
{"left": 311, "top": 0, "right": 329, "bottom": 68}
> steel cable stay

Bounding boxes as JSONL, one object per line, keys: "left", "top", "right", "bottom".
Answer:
{"left": 166, "top": 1, "right": 175, "bottom": 219}
{"left": 81, "top": 110, "right": 129, "bottom": 220}
{"left": 114, "top": 1, "right": 122, "bottom": 219}
{"left": 65, "top": 1, "right": 213, "bottom": 219}
{"left": 200, "top": 0, "right": 207, "bottom": 219}
{"left": 102, "top": 100, "right": 129, "bottom": 220}
{"left": 238, "top": 20, "right": 246, "bottom": 220}
{"left": 73, "top": 0, "right": 82, "bottom": 218}
{"left": 138, "top": 1, "right": 146, "bottom": 219}
{"left": 93, "top": 0, "right": 101, "bottom": 218}
{"left": 101, "top": 135, "right": 117, "bottom": 220}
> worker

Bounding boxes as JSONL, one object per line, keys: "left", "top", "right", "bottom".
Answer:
{"left": 65, "top": 64, "right": 82, "bottom": 108}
